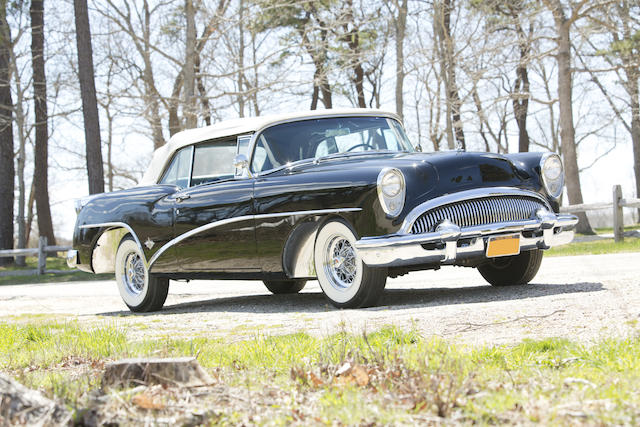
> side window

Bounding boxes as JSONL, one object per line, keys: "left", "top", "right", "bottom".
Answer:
{"left": 159, "top": 146, "right": 192, "bottom": 188}
{"left": 191, "top": 140, "right": 236, "bottom": 186}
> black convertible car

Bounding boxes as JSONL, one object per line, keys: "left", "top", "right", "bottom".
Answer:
{"left": 68, "top": 109, "right": 577, "bottom": 312}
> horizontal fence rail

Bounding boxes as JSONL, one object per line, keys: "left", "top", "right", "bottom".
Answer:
{"left": 560, "top": 185, "right": 639, "bottom": 242}
{"left": 0, "top": 236, "right": 71, "bottom": 276}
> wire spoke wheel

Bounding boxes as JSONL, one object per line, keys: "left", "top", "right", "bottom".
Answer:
{"left": 115, "top": 237, "right": 169, "bottom": 312}
{"left": 324, "top": 235, "right": 357, "bottom": 290}
{"left": 123, "top": 252, "right": 145, "bottom": 295}
{"left": 314, "top": 220, "right": 387, "bottom": 308}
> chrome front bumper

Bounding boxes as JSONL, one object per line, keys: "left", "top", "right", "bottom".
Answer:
{"left": 355, "top": 210, "right": 578, "bottom": 267}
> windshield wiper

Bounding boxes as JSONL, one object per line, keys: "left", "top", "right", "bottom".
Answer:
{"left": 313, "top": 150, "right": 395, "bottom": 164}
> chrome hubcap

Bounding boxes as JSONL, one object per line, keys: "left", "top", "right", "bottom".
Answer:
{"left": 324, "top": 236, "right": 357, "bottom": 290}
{"left": 123, "top": 252, "right": 145, "bottom": 295}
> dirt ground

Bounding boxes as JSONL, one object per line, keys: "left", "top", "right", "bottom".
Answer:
{"left": 0, "top": 252, "right": 638, "bottom": 346}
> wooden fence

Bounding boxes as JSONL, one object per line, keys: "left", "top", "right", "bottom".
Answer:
{"left": 560, "top": 184, "right": 640, "bottom": 242}
{"left": 0, "top": 237, "right": 71, "bottom": 276}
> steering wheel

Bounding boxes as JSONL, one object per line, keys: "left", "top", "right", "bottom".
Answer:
{"left": 346, "top": 143, "right": 375, "bottom": 152}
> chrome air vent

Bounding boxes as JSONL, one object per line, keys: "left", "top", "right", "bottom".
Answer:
{"left": 410, "top": 196, "right": 549, "bottom": 234}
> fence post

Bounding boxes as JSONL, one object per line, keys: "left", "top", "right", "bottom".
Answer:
{"left": 37, "top": 236, "right": 47, "bottom": 274}
{"left": 613, "top": 185, "right": 624, "bottom": 242}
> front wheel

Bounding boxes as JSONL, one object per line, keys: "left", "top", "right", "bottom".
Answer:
{"left": 115, "top": 237, "right": 169, "bottom": 312}
{"left": 263, "top": 279, "right": 307, "bottom": 294}
{"left": 314, "top": 220, "right": 387, "bottom": 308}
{"left": 478, "top": 249, "right": 543, "bottom": 287}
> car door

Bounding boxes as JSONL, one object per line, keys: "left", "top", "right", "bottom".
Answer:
{"left": 171, "top": 137, "right": 257, "bottom": 273}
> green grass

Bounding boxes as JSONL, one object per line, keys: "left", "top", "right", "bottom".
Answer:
{"left": 594, "top": 224, "right": 640, "bottom": 234}
{"left": 546, "top": 236, "right": 640, "bottom": 257}
{"left": 0, "top": 321, "right": 638, "bottom": 425}
{"left": 0, "top": 256, "right": 111, "bottom": 286}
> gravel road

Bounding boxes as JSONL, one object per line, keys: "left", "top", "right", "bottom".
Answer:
{"left": 1, "top": 252, "right": 638, "bottom": 346}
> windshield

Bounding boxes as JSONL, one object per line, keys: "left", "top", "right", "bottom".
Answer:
{"left": 250, "top": 116, "right": 414, "bottom": 173}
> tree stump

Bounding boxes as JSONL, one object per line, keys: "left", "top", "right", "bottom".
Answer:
{"left": 0, "top": 373, "right": 72, "bottom": 426}
{"left": 102, "top": 357, "right": 213, "bottom": 389}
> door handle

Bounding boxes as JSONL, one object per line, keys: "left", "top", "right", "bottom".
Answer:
{"left": 176, "top": 194, "right": 191, "bottom": 203}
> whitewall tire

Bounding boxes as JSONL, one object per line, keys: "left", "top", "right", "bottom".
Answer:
{"left": 115, "top": 237, "right": 169, "bottom": 312}
{"left": 314, "top": 220, "right": 387, "bottom": 308}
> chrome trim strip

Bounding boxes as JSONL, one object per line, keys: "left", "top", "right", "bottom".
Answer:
{"left": 400, "top": 187, "right": 552, "bottom": 234}
{"left": 186, "top": 145, "right": 195, "bottom": 188}
{"left": 147, "top": 207, "right": 362, "bottom": 270}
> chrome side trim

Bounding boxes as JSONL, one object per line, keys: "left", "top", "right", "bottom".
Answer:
{"left": 147, "top": 207, "right": 362, "bottom": 270}
{"left": 400, "top": 187, "right": 552, "bottom": 234}
{"left": 79, "top": 222, "right": 147, "bottom": 266}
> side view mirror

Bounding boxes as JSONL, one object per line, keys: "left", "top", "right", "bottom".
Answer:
{"left": 414, "top": 144, "right": 423, "bottom": 152}
{"left": 233, "top": 154, "right": 252, "bottom": 178}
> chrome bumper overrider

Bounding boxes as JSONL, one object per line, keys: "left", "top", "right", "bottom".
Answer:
{"left": 354, "top": 210, "right": 578, "bottom": 267}
{"left": 66, "top": 249, "right": 79, "bottom": 269}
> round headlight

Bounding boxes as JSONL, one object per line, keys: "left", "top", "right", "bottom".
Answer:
{"left": 381, "top": 171, "right": 402, "bottom": 197}
{"left": 377, "top": 168, "right": 406, "bottom": 218}
{"left": 542, "top": 155, "right": 562, "bottom": 181}
{"left": 540, "top": 153, "right": 564, "bottom": 199}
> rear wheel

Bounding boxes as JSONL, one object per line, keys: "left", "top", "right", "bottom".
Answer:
{"left": 115, "top": 237, "right": 169, "bottom": 312}
{"left": 314, "top": 220, "right": 387, "bottom": 308}
{"left": 263, "top": 279, "right": 307, "bottom": 294}
{"left": 478, "top": 249, "right": 543, "bottom": 287}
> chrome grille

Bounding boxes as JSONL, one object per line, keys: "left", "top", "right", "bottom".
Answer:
{"left": 410, "top": 196, "right": 548, "bottom": 234}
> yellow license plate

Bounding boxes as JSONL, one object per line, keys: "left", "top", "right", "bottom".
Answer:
{"left": 486, "top": 234, "right": 521, "bottom": 258}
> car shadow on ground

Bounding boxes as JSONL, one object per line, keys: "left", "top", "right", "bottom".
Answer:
{"left": 98, "top": 281, "right": 604, "bottom": 316}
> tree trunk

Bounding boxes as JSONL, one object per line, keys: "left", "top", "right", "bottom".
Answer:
{"left": 141, "top": 0, "right": 164, "bottom": 149}
{"left": 30, "top": 0, "right": 56, "bottom": 245}
{"left": 13, "top": 63, "right": 26, "bottom": 266}
{"left": 393, "top": 0, "right": 407, "bottom": 120}
{"left": 556, "top": 19, "right": 593, "bottom": 234}
{"left": 236, "top": 0, "right": 246, "bottom": 117}
{"left": 0, "top": 3, "right": 14, "bottom": 266}
{"left": 435, "top": 0, "right": 465, "bottom": 150}
{"left": 184, "top": 0, "right": 197, "bottom": 128}
{"left": 514, "top": 23, "right": 530, "bottom": 152}
{"left": 74, "top": 0, "right": 104, "bottom": 195}
{"left": 346, "top": 31, "right": 366, "bottom": 108}
{"left": 627, "top": 68, "right": 640, "bottom": 222}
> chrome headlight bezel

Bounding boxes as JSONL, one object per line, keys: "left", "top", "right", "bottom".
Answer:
{"left": 540, "top": 152, "right": 564, "bottom": 200}
{"left": 377, "top": 168, "right": 406, "bottom": 218}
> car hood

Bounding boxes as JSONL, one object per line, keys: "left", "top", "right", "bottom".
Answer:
{"left": 284, "top": 150, "right": 539, "bottom": 203}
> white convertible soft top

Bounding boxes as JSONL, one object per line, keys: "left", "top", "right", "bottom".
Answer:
{"left": 139, "top": 108, "right": 399, "bottom": 185}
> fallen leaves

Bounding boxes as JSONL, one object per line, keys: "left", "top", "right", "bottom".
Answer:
{"left": 132, "top": 391, "right": 166, "bottom": 410}
{"left": 334, "top": 362, "right": 370, "bottom": 387}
